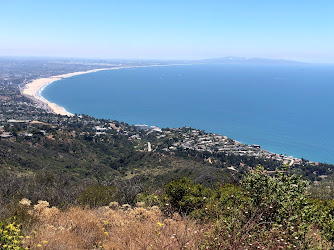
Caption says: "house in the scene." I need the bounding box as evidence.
[1,132,13,138]
[135,124,149,130]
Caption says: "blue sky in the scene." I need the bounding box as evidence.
[1,0,334,62]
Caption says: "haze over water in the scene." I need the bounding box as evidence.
[43,64,334,164]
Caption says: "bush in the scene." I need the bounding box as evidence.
[162,178,211,215]
[137,192,162,208]
[241,166,316,246]
[313,199,334,243]
[194,183,246,221]
[76,185,117,208]
[201,166,331,249]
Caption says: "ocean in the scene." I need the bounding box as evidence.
[42,64,334,164]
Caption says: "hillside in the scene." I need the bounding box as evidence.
[0,59,334,248]
[2,168,334,249]
[1,113,334,249]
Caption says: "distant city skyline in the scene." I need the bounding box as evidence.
[1,0,334,63]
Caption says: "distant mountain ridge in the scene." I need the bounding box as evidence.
[197,56,306,65]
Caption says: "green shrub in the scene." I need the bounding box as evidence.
[147,167,334,248]
[137,192,162,207]
[241,166,316,246]
[162,177,211,215]
[313,199,334,243]
[194,183,246,221]
[201,166,329,249]
[76,185,117,208]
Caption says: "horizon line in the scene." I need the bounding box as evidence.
[2,54,334,64]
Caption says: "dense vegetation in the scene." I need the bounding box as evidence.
[158,168,334,248]
[0,110,333,248]
[1,167,333,249]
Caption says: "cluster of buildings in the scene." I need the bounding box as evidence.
[128,126,304,166]
[0,58,314,168]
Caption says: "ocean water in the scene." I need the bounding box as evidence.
[42,64,334,164]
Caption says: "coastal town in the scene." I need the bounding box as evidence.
[0,69,302,168]
[0,57,332,182]
[0,57,318,166]
[0,113,309,169]
[132,125,302,166]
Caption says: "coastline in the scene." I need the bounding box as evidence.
[20,64,329,163]
[22,64,192,116]
[22,68,120,116]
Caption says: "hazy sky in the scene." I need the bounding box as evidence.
[1,0,334,62]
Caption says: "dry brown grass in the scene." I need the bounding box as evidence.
[20,200,204,249]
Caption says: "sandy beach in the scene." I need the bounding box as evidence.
[22,68,120,116]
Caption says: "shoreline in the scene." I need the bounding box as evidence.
[22,64,192,116]
[21,64,325,164]
[22,67,124,116]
